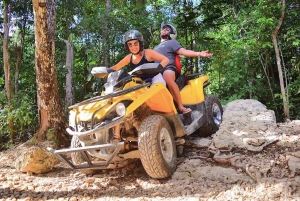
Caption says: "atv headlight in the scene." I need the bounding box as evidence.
[116,103,126,116]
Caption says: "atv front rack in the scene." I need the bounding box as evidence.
[69,82,150,109]
[47,142,124,170]
[67,116,124,136]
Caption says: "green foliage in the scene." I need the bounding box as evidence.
[0,91,10,141]
[0,77,4,86]
[11,93,38,131]
[0,91,37,143]
[46,128,58,144]
[29,137,36,144]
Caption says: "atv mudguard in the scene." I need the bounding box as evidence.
[180,74,209,105]
[126,82,177,115]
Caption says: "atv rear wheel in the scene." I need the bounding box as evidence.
[138,115,177,179]
[198,94,223,136]
[70,136,96,175]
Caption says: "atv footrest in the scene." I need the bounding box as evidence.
[47,142,124,170]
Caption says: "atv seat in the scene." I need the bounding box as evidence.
[176,65,194,90]
[174,54,194,90]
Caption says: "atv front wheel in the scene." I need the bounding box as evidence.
[138,115,177,179]
[70,136,96,175]
[198,94,223,136]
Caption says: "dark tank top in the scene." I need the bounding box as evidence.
[130,53,154,81]
[130,53,153,70]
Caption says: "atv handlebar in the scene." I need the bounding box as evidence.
[91,67,114,78]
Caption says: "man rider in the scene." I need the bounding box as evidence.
[154,23,213,114]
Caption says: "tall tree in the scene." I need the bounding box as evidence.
[64,40,74,110]
[32,0,69,145]
[272,0,289,119]
[102,0,112,66]
[2,0,15,140]
[12,0,32,94]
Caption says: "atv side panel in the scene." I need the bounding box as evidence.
[180,74,209,105]
[126,82,177,115]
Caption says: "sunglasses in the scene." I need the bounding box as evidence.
[162,27,171,32]
[127,41,139,47]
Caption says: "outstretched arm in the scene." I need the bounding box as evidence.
[110,54,131,71]
[176,48,213,58]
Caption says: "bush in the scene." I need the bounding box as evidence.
[0,91,38,148]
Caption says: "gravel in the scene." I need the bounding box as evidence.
[0,99,300,201]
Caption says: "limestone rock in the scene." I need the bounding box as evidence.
[286,153,300,177]
[212,99,279,151]
[15,146,60,174]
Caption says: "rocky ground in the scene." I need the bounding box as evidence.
[0,99,300,201]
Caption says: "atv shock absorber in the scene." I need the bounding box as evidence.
[113,124,121,141]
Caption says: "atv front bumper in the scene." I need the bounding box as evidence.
[47,116,127,170]
[47,142,124,170]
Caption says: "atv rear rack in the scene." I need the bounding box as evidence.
[47,142,124,170]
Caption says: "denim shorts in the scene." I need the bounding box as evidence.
[162,66,177,74]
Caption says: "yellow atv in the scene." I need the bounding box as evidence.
[48,63,223,179]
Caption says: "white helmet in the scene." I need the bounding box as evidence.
[160,22,177,40]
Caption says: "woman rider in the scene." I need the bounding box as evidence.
[110,30,169,85]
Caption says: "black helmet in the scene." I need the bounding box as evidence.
[160,22,177,40]
[123,30,144,53]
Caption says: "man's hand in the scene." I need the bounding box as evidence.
[198,50,213,57]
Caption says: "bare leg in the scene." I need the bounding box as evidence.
[163,70,191,113]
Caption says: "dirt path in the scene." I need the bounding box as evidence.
[1,99,300,201]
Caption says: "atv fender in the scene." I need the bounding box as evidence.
[126,82,177,115]
[180,75,209,105]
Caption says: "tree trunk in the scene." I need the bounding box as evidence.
[2,1,15,140]
[32,0,69,146]
[64,40,74,111]
[14,46,22,94]
[14,4,28,94]
[102,0,112,66]
[272,0,289,120]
